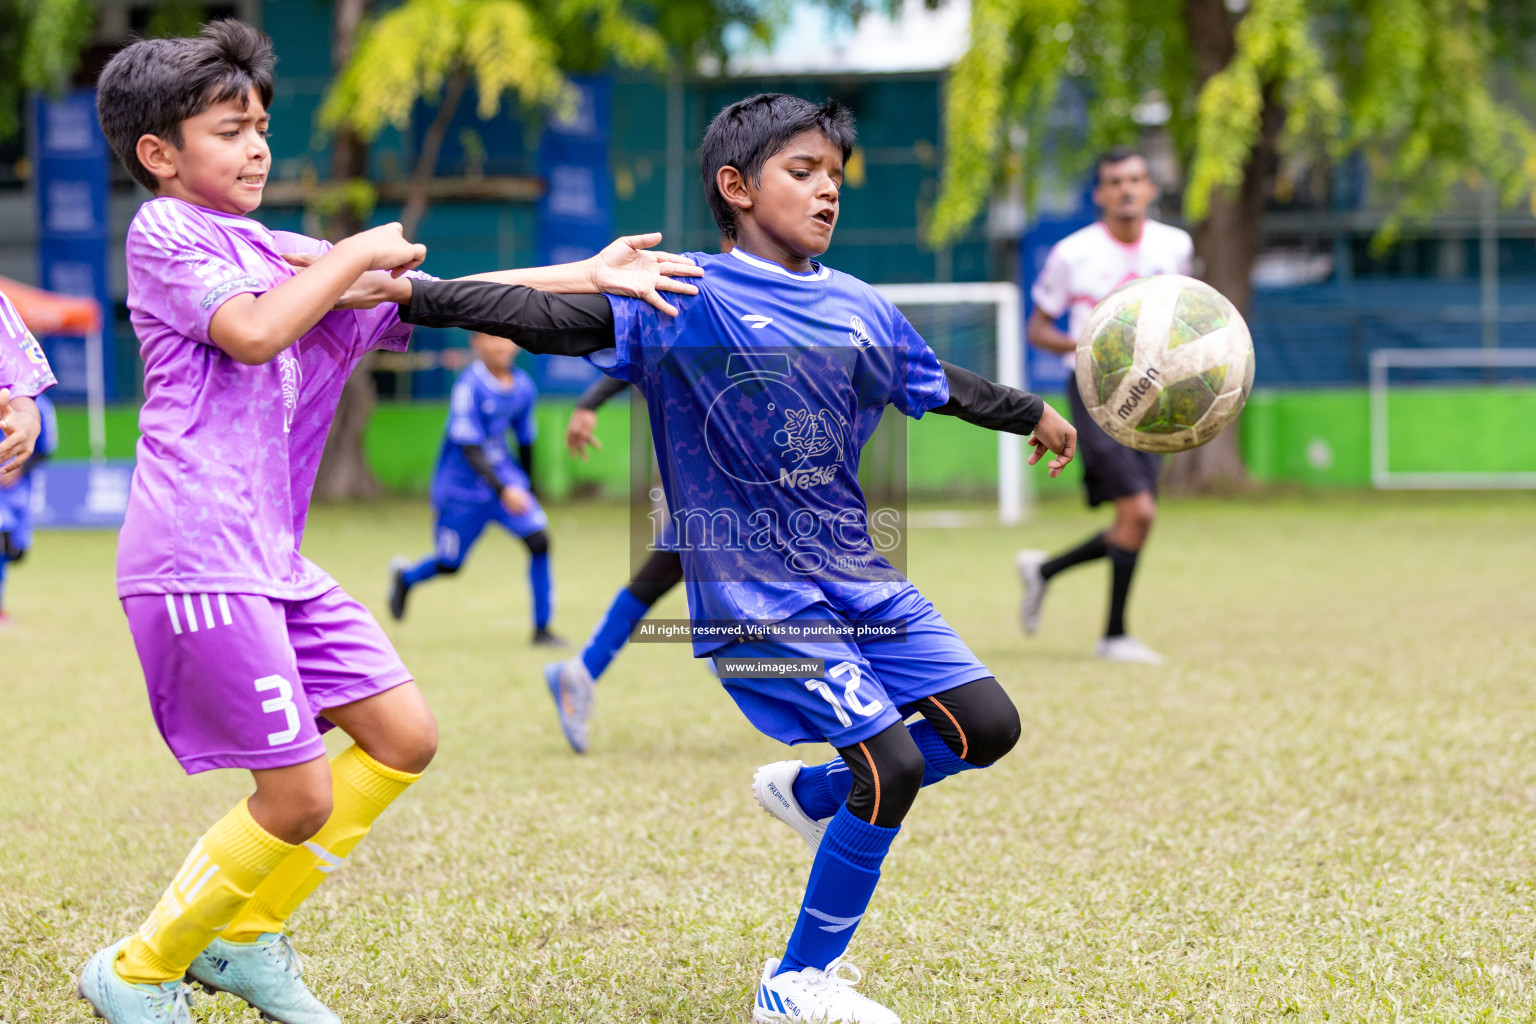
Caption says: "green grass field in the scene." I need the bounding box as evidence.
[4,492,1536,1022]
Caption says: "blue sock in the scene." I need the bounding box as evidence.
[791,759,851,821]
[579,588,649,681]
[792,720,979,820]
[0,556,7,610]
[402,556,442,587]
[529,552,553,630]
[777,806,899,975]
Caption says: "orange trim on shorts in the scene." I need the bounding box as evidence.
[857,741,880,823]
[928,695,968,761]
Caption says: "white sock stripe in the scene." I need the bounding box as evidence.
[172,845,207,890]
[303,840,345,873]
[165,594,182,634]
[201,593,215,629]
[217,593,232,626]
[826,762,850,775]
[183,862,220,900]
[183,594,199,632]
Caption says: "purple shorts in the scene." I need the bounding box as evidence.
[122,586,413,774]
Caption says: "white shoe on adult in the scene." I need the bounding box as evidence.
[1093,634,1166,665]
[1015,549,1048,635]
[753,957,900,1024]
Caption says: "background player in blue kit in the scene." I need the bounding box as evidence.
[389,331,563,646]
[0,390,56,623]
[541,375,685,753]
[367,93,1075,1024]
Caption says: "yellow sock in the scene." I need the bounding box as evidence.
[116,799,293,984]
[221,745,420,944]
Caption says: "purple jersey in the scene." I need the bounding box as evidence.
[0,290,57,398]
[117,197,416,600]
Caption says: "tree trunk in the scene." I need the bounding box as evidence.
[312,0,381,501]
[1165,0,1281,493]
[400,64,468,239]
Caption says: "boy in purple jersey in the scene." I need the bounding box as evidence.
[363,94,1077,1024]
[0,289,58,484]
[80,20,700,1024]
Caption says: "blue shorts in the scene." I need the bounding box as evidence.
[433,497,548,567]
[713,585,991,748]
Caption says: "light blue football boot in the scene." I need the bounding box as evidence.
[78,938,195,1023]
[543,657,593,754]
[188,933,340,1024]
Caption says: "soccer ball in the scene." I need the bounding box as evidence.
[1074,274,1255,453]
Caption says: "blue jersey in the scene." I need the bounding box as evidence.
[0,392,56,541]
[593,248,950,654]
[429,361,538,507]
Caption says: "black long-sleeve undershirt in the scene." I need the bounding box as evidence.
[576,374,629,411]
[401,278,1046,435]
[460,444,505,492]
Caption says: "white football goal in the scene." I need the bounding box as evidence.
[875,282,1027,524]
[1370,347,1536,489]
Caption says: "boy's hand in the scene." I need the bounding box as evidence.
[340,222,427,277]
[0,391,42,485]
[587,233,703,317]
[500,485,531,516]
[282,254,414,309]
[565,409,601,460]
[1026,404,1076,478]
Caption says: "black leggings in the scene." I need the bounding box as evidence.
[625,549,683,606]
[837,677,1020,828]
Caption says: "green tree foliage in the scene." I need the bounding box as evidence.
[0,0,95,141]
[932,0,1536,249]
[322,0,802,146]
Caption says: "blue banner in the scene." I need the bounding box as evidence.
[536,75,612,395]
[29,460,132,529]
[31,89,114,400]
[1019,208,1093,394]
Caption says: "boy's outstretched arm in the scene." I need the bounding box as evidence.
[210,223,425,365]
[305,233,701,318]
[932,361,1076,477]
[398,280,618,357]
[464,234,702,317]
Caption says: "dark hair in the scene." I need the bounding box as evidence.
[699,94,857,239]
[96,19,276,193]
[1094,147,1149,186]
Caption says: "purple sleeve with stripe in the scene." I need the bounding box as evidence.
[129,201,267,345]
[0,291,57,397]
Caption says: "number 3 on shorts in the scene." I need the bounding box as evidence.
[804,661,883,728]
[254,675,301,746]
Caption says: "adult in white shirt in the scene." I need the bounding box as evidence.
[1016,149,1192,665]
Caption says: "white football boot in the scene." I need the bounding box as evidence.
[752,761,828,853]
[1015,549,1048,635]
[543,657,594,754]
[78,938,195,1024]
[1093,634,1166,665]
[753,957,900,1024]
[188,933,340,1024]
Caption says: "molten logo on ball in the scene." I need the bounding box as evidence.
[1075,274,1255,453]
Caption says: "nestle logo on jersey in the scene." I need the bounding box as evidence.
[779,464,838,488]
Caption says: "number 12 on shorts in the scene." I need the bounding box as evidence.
[805,661,883,728]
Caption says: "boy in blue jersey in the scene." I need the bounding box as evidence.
[367,93,1075,1023]
[0,391,56,622]
[389,331,563,646]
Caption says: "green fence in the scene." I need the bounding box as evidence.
[51,387,1536,497]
